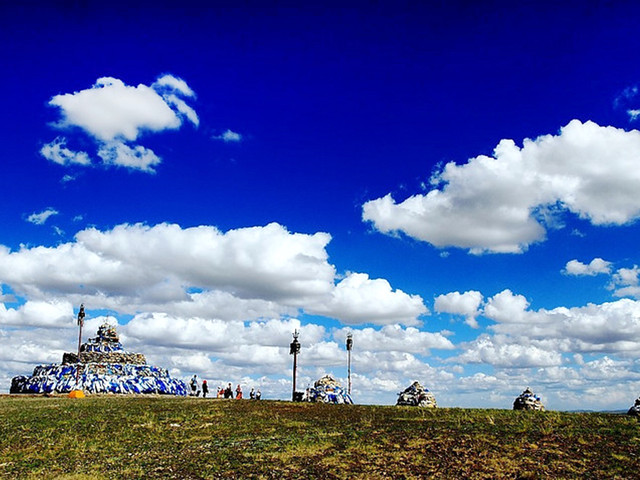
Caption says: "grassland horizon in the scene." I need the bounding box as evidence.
[1,395,638,479]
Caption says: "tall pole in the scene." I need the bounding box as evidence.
[290,330,300,401]
[346,332,353,395]
[75,304,85,385]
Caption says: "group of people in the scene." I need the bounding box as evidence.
[189,375,261,400]
[216,382,261,400]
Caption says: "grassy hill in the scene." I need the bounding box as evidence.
[0,395,638,479]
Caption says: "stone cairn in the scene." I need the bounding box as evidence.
[306,374,353,404]
[513,387,545,411]
[627,396,640,416]
[10,322,187,396]
[396,381,437,408]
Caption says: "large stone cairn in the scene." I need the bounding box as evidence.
[306,374,353,404]
[627,396,640,416]
[10,322,187,396]
[513,387,545,411]
[396,381,437,408]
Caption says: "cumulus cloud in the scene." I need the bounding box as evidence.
[483,290,530,324]
[40,137,91,166]
[124,314,324,352]
[213,129,242,142]
[97,142,160,173]
[454,334,563,368]
[610,265,640,299]
[333,324,453,354]
[310,272,427,326]
[434,290,483,328]
[26,208,59,225]
[0,222,426,327]
[479,290,640,356]
[43,74,198,172]
[0,300,74,328]
[564,258,612,276]
[363,120,640,254]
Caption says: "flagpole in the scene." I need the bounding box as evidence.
[75,304,85,385]
[346,333,353,395]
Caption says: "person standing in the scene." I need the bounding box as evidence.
[256,389,261,400]
[190,375,199,396]
[202,380,209,398]
[236,384,243,399]
[249,388,255,400]
[224,383,233,399]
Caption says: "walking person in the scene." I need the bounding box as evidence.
[202,380,209,398]
[190,375,199,397]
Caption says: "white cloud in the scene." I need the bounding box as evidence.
[49,76,194,141]
[434,290,483,327]
[0,300,74,328]
[0,222,335,309]
[563,258,612,276]
[310,272,427,326]
[481,291,640,356]
[629,109,640,122]
[333,324,454,354]
[610,265,640,298]
[0,222,425,326]
[454,334,563,368]
[26,208,59,225]
[97,142,160,172]
[43,74,198,173]
[483,290,530,324]
[363,120,640,253]
[40,137,91,166]
[152,74,196,98]
[214,129,242,142]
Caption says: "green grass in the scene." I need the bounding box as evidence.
[0,395,638,479]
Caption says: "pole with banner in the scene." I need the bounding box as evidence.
[290,330,300,401]
[346,332,353,395]
[75,304,85,384]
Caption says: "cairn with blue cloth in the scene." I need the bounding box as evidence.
[396,381,437,408]
[10,322,188,396]
[513,387,545,411]
[306,374,353,404]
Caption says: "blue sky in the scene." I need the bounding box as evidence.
[2,2,640,409]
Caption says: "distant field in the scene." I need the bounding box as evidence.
[0,395,638,479]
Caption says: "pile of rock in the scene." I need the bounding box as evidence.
[627,396,640,416]
[396,381,437,408]
[306,374,353,404]
[513,387,545,411]
[10,322,187,396]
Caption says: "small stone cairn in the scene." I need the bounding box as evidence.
[513,387,545,411]
[306,374,353,404]
[10,322,187,396]
[396,381,437,408]
[627,396,640,416]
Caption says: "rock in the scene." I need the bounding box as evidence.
[396,381,437,408]
[513,387,545,411]
[306,374,353,404]
[10,321,187,396]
